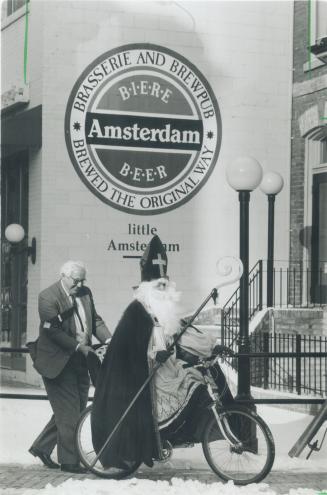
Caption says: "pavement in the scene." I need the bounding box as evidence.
[0,463,327,494]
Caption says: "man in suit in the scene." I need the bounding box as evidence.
[28,260,111,474]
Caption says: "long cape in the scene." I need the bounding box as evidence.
[91,300,158,468]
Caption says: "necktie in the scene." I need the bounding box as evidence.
[71,296,85,332]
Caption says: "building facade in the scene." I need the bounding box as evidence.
[290,0,327,305]
[1,0,295,385]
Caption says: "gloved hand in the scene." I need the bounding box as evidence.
[212,344,234,357]
[77,344,94,357]
[156,350,173,363]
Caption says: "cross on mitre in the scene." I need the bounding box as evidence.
[152,253,167,277]
[140,235,168,281]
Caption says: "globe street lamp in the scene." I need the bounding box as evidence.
[260,172,284,308]
[226,156,263,401]
[4,224,36,264]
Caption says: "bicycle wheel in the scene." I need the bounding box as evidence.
[75,405,141,479]
[202,406,275,485]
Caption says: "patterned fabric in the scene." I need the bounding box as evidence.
[148,323,211,429]
[155,355,204,428]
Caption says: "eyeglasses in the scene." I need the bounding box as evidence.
[70,276,85,287]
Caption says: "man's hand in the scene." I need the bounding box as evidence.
[77,344,94,357]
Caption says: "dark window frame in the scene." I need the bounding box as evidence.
[6,0,27,17]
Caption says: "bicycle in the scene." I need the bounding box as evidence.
[75,259,275,485]
[76,345,275,485]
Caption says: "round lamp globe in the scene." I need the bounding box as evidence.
[260,171,284,195]
[226,156,263,191]
[5,224,25,243]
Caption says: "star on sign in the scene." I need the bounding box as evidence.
[73,122,81,131]
[207,131,214,139]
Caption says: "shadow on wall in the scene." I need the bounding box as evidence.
[299,226,312,253]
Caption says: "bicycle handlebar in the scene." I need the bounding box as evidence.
[182,346,235,369]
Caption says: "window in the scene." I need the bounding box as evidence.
[302,125,327,303]
[1,152,29,370]
[2,0,29,32]
[308,0,327,66]
[310,1,327,44]
[6,0,26,17]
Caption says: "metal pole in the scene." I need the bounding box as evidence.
[236,190,252,401]
[267,194,276,307]
[288,398,327,458]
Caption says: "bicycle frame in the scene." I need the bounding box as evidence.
[201,361,243,448]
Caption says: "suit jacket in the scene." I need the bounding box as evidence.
[33,281,110,379]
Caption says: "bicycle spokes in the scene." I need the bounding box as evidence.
[202,408,275,485]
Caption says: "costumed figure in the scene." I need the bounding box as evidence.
[91,235,231,469]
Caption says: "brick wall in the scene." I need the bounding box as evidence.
[250,308,327,398]
[290,1,327,267]
[256,308,327,336]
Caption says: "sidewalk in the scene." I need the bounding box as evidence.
[0,463,326,494]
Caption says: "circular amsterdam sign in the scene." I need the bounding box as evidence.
[65,44,222,215]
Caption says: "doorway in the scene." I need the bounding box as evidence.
[311,172,327,304]
[1,151,29,370]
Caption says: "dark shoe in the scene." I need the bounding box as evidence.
[29,446,59,469]
[60,463,88,474]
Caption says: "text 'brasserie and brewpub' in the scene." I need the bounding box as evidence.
[65,45,221,214]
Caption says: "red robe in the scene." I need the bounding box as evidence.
[91,300,159,468]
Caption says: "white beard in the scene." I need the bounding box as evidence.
[134,279,182,336]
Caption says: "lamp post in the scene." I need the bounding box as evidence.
[226,156,263,401]
[4,223,36,264]
[260,172,284,307]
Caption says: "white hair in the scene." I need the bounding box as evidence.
[134,279,181,336]
[60,260,86,278]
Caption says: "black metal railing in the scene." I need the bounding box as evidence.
[221,259,263,349]
[221,260,326,348]
[270,260,326,308]
[250,332,327,396]
[221,259,327,396]
[0,346,326,404]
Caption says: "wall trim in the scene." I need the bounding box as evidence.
[293,74,327,98]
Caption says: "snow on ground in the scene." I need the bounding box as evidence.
[17,478,321,495]
[0,396,326,467]
[0,384,326,495]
